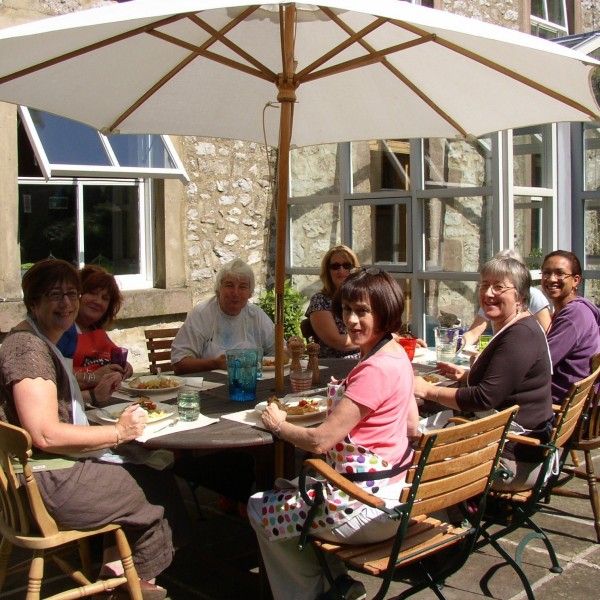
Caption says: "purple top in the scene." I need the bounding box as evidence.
[547,297,600,404]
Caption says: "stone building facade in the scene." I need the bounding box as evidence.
[1,0,599,369]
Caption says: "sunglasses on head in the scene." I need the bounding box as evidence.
[329,262,353,271]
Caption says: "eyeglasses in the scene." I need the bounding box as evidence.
[477,283,516,295]
[45,289,79,303]
[541,270,573,281]
[329,262,353,271]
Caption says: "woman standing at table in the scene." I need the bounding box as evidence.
[249,268,419,600]
[541,250,600,403]
[0,259,186,599]
[57,265,133,400]
[305,245,360,358]
[414,256,553,492]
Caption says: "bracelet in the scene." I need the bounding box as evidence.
[83,371,96,385]
[113,424,122,448]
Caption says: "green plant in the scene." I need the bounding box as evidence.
[258,279,307,340]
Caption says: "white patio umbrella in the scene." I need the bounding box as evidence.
[0,0,598,389]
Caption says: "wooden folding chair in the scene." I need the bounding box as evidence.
[144,327,179,374]
[0,420,142,599]
[297,407,517,600]
[475,356,600,600]
[548,353,600,542]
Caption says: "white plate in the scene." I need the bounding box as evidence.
[261,357,290,371]
[97,401,175,424]
[413,347,426,358]
[255,396,327,421]
[121,375,184,395]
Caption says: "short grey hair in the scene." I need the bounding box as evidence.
[215,258,255,294]
[494,248,524,264]
[480,257,531,306]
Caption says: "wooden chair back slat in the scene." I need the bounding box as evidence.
[144,328,179,374]
[411,477,490,518]
[0,422,60,539]
[554,362,600,449]
[412,444,498,483]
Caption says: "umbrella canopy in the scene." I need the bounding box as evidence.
[0,0,599,389]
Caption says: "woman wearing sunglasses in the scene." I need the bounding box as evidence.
[414,256,553,492]
[541,250,600,404]
[304,245,360,358]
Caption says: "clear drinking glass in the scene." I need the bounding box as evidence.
[177,390,200,421]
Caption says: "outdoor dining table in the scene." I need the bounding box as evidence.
[89,358,359,485]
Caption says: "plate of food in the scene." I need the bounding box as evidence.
[121,375,184,395]
[261,356,290,371]
[255,395,327,421]
[97,399,175,424]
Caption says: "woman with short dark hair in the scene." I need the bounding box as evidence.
[249,268,419,600]
[1,259,187,599]
[541,250,600,403]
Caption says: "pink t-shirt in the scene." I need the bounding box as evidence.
[343,351,414,467]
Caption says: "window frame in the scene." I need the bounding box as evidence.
[18,176,154,290]
[19,106,188,182]
[530,0,569,39]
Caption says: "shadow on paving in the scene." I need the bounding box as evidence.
[2,449,600,599]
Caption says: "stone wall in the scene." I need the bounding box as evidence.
[439,0,520,29]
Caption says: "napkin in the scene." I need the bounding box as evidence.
[184,377,204,389]
[135,414,218,442]
[418,410,453,433]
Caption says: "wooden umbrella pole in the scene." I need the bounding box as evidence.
[274,4,297,393]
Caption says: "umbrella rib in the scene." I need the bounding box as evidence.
[393,19,600,120]
[295,17,388,80]
[0,13,190,86]
[147,29,273,82]
[186,11,277,81]
[319,6,467,137]
[300,36,434,83]
[108,27,275,132]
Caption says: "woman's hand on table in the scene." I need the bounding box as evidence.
[92,371,123,406]
[436,362,466,381]
[116,404,148,442]
[413,375,432,401]
[261,402,287,435]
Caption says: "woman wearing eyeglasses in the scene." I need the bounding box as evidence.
[414,256,553,492]
[304,245,360,358]
[0,259,187,599]
[541,250,600,403]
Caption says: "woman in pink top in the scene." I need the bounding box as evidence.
[248,268,419,600]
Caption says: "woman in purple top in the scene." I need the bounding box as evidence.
[541,251,600,404]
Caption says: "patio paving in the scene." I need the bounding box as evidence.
[1,449,599,599]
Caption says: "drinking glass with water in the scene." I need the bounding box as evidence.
[177,390,200,421]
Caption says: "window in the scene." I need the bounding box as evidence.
[20,107,187,180]
[531,1,568,39]
[17,108,187,288]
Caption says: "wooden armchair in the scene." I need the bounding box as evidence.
[475,356,600,600]
[0,420,142,599]
[548,353,600,542]
[297,407,517,600]
[144,327,179,374]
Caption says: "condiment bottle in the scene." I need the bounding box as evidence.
[307,340,320,386]
[287,336,305,373]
